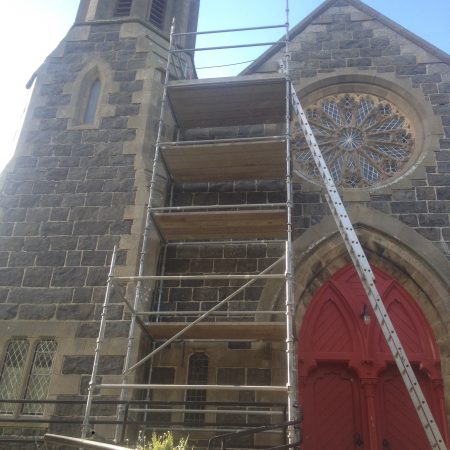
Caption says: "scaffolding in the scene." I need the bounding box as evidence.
[75,1,448,449]
[79,2,301,448]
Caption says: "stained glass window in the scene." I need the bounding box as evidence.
[293,93,414,188]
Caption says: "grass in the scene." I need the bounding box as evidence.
[136,431,191,450]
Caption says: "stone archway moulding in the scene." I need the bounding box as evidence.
[259,204,450,318]
[67,57,115,129]
[257,204,450,368]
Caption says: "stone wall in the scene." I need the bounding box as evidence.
[0,17,169,445]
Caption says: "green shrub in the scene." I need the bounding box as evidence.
[136,431,190,450]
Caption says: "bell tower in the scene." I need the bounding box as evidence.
[75,0,199,48]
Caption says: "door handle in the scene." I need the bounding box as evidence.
[354,433,364,447]
[382,438,390,448]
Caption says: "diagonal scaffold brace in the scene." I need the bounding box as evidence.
[291,83,447,450]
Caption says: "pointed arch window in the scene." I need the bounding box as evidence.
[83,78,101,124]
[114,0,133,17]
[185,352,208,425]
[149,0,166,28]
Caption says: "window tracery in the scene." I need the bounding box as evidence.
[293,93,414,188]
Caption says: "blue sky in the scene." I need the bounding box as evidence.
[195,0,450,77]
[0,0,449,171]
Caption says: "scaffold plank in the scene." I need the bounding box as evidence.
[161,139,285,181]
[166,74,286,128]
[152,210,286,241]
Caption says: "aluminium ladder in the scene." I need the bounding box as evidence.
[290,82,447,450]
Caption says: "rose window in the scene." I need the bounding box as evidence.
[293,93,414,188]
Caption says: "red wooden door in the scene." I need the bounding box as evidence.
[301,364,363,450]
[298,264,449,450]
[376,366,438,450]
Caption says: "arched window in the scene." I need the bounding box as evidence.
[185,352,208,425]
[83,78,101,124]
[149,0,166,28]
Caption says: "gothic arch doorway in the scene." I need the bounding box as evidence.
[298,264,449,450]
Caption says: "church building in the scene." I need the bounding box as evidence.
[0,0,449,449]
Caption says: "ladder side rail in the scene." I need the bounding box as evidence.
[291,87,447,450]
[113,19,177,444]
[81,246,118,439]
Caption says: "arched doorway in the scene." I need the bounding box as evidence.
[298,264,449,450]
